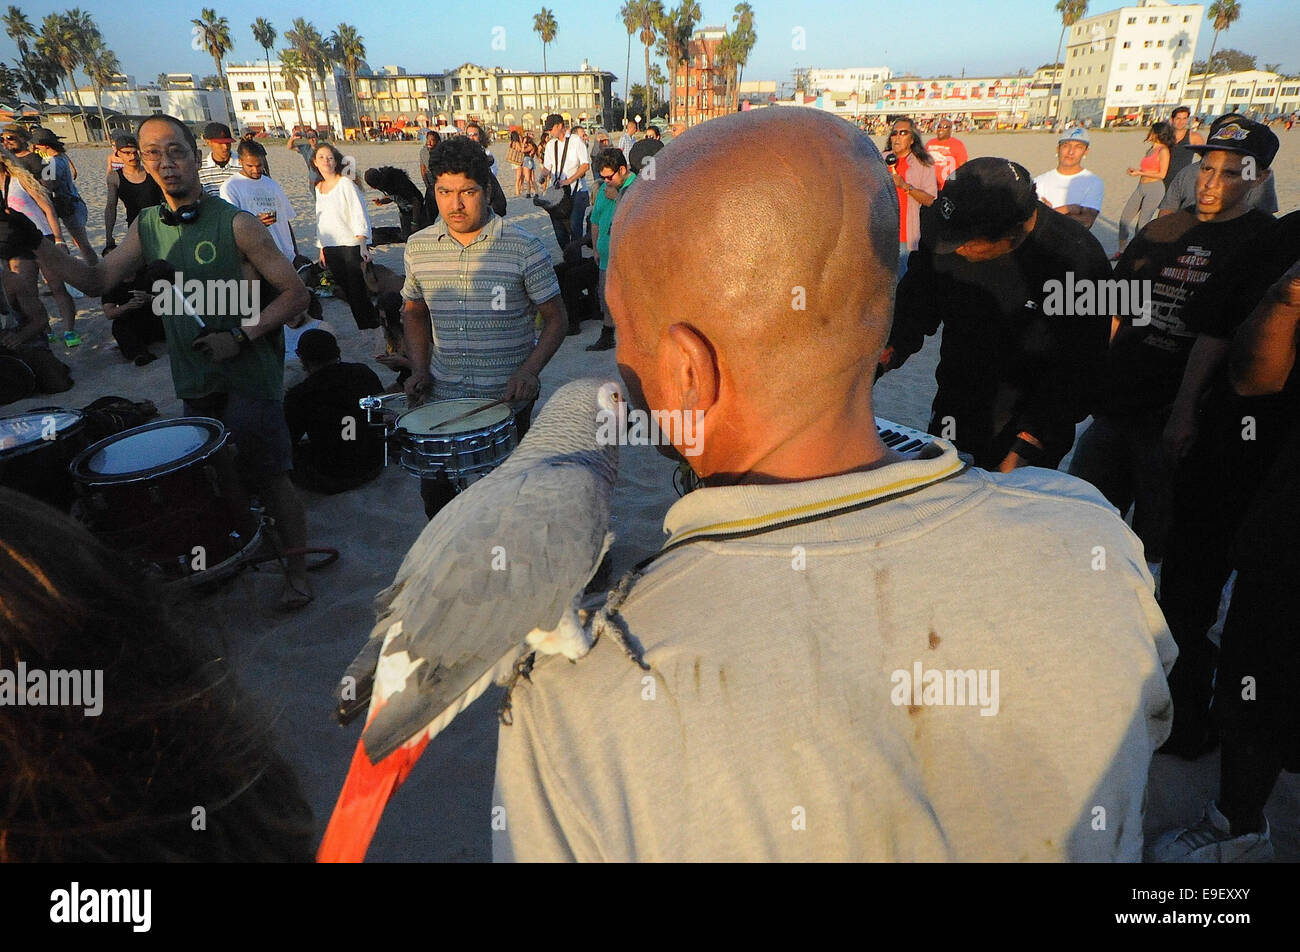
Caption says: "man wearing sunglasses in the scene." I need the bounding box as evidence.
[585,148,636,352]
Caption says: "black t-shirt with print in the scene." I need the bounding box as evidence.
[1097,208,1274,416]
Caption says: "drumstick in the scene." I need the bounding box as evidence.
[172,283,206,329]
[434,397,511,430]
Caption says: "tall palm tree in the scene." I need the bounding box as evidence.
[620,2,636,124]
[632,1,662,127]
[732,2,756,91]
[156,72,169,89]
[654,8,682,126]
[649,61,666,114]
[3,6,33,58]
[38,13,87,129]
[285,19,323,133]
[532,8,557,112]
[716,32,739,116]
[192,8,234,128]
[83,34,119,141]
[310,31,336,136]
[329,23,365,134]
[676,1,701,126]
[1196,0,1242,116]
[1050,0,1089,124]
[251,18,282,131]
[279,48,309,136]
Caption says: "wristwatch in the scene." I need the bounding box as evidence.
[228,326,251,349]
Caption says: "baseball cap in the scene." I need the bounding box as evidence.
[920,156,1040,255]
[1188,115,1280,170]
[1058,127,1090,146]
[202,122,234,143]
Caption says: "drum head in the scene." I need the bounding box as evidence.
[0,409,83,454]
[73,418,224,481]
[398,400,511,434]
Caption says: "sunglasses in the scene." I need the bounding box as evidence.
[599,172,616,181]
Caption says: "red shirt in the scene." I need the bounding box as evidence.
[925,137,968,189]
[894,153,911,243]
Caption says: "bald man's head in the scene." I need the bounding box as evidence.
[607,108,897,418]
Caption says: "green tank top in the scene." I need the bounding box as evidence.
[137,197,284,400]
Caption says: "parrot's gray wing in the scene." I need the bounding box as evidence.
[360,454,613,763]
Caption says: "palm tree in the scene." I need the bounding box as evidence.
[329,23,365,135]
[676,2,701,126]
[251,18,282,131]
[83,34,120,141]
[3,5,33,57]
[631,1,662,127]
[732,2,756,91]
[38,13,88,129]
[2,6,52,104]
[285,19,323,133]
[620,3,637,124]
[156,72,169,89]
[192,8,234,128]
[649,61,666,114]
[716,32,740,116]
[532,8,557,112]
[310,31,336,137]
[1196,0,1242,117]
[1050,0,1089,125]
[279,48,309,135]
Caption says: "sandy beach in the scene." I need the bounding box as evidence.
[6,127,1298,861]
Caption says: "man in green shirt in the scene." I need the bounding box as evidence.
[21,114,315,609]
[586,148,636,352]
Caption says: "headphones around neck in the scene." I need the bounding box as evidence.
[159,197,203,226]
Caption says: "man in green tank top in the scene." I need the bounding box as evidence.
[29,114,315,609]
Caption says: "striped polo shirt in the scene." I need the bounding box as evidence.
[198,153,237,197]
[401,211,560,400]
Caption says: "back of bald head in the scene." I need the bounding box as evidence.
[608,108,897,407]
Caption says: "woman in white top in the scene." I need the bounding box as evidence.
[0,150,66,350]
[312,143,379,333]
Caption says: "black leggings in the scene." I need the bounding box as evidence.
[322,245,380,330]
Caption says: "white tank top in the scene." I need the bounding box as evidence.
[3,173,51,236]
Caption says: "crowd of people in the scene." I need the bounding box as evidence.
[0,99,1296,864]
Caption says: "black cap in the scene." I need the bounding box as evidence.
[1188,115,1280,170]
[921,156,1039,255]
[202,122,234,143]
[28,127,63,148]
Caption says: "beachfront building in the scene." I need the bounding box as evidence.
[1184,69,1300,119]
[41,75,230,142]
[1057,0,1204,126]
[675,26,736,126]
[225,61,352,137]
[337,61,615,135]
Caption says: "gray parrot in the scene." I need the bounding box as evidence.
[318,377,626,862]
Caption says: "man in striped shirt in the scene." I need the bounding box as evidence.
[402,136,567,518]
[198,122,237,197]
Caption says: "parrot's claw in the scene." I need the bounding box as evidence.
[498,652,537,726]
[590,569,651,671]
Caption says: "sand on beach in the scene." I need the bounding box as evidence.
[5,128,1297,861]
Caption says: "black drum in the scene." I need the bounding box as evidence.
[0,408,89,509]
[70,417,262,585]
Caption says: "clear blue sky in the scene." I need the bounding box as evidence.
[2,0,1295,90]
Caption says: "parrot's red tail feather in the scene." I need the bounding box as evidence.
[317,732,431,863]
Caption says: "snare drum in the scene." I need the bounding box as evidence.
[69,417,261,584]
[0,408,89,509]
[394,400,517,488]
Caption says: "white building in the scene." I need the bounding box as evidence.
[45,81,229,138]
[1184,69,1300,118]
[225,61,351,136]
[1058,0,1204,126]
[806,67,892,96]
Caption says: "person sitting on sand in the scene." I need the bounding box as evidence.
[491,107,1176,862]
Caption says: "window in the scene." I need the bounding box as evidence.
[1144,41,1152,48]
[1157,40,1164,47]
[1282,86,1300,96]
[1115,85,1123,92]
[1162,15,1170,23]
[1258,88,1275,96]
[1153,63,1161,70]
[278,100,293,110]
[1170,83,1179,90]
[1123,41,1131,48]
[237,81,255,91]
[1231,87,1250,97]
[1148,16,1157,23]
[146,95,161,108]
[1127,16,1136,24]
[240,99,257,111]
[1139,63,1148,71]
[1205,89,1216,99]
[1184,15,1191,22]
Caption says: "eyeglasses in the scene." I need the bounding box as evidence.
[599,173,616,181]
[141,145,194,165]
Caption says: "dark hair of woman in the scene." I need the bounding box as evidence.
[886,117,934,166]
[1149,120,1176,150]
[0,488,315,861]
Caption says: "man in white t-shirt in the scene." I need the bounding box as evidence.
[1034,127,1104,229]
[218,140,298,261]
[540,113,591,248]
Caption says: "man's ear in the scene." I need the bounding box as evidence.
[663,323,719,414]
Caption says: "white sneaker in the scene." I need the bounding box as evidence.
[1149,801,1273,863]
